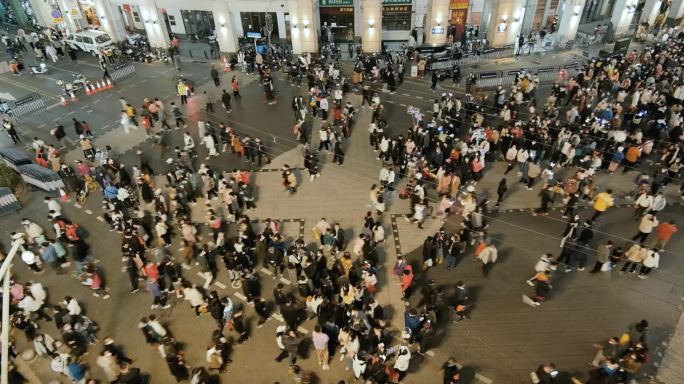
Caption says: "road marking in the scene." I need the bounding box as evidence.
[38,124,46,128]
[400,104,406,106]
[387,100,394,103]
[67,111,75,115]
[96,216,105,222]
[415,96,423,99]
[402,93,410,96]
[93,100,101,103]
[141,79,147,83]
[84,209,92,214]
[297,326,309,334]
[47,102,62,110]
[272,314,284,322]
[102,125,109,129]
[74,203,82,208]
[81,106,87,109]
[279,277,291,285]
[234,292,247,301]
[261,267,273,275]
[215,282,227,289]
[152,75,158,78]
[426,350,435,357]
[106,94,113,98]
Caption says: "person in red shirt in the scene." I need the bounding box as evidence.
[401,265,414,300]
[655,220,677,251]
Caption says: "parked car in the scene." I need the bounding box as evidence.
[65,30,115,56]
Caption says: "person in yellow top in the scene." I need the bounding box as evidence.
[177,80,188,105]
[591,189,614,222]
[125,104,139,127]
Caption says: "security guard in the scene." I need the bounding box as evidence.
[177,79,188,105]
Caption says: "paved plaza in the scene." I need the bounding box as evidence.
[1,37,684,384]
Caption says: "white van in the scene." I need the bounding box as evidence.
[65,30,115,56]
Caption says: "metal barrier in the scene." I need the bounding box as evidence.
[1,93,46,121]
[471,63,587,91]
[427,44,516,71]
[108,61,137,84]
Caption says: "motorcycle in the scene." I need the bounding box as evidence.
[57,74,92,94]
[29,62,49,75]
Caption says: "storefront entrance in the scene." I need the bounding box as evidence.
[180,10,215,39]
[319,0,354,43]
[78,0,101,28]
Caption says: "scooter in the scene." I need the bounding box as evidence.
[29,62,49,75]
[56,74,92,94]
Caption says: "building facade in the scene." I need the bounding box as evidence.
[0,0,674,54]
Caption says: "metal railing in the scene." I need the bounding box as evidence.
[427,44,516,71]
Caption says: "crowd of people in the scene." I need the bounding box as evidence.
[3,17,684,384]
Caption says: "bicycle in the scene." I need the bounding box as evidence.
[76,176,98,205]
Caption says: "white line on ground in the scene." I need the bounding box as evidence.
[37,124,46,128]
[415,96,423,99]
[84,210,92,214]
[74,203,82,208]
[196,272,205,278]
[215,282,227,289]
[96,216,105,222]
[67,111,75,115]
[399,104,406,106]
[106,94,113,98]
[102,125,109,129]
[81,106,87,109]
[297,326,309,334]
[141,79,147,83]
[272,314,284,322]
[234,292,247,301]
[47,102,62,110]
[402,93,410,96]
[261,267,273,275]
[93,100,101,103]
[152,75,158,78]
[387,100,394,103]
[426,350,435,357]
[279,277,291,285]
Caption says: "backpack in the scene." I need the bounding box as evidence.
[564,177,579,194]
[65,224,80,241]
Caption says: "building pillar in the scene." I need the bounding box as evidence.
[521,0,538,34]
[667,0,684,24]
[137,0,170,48]
[426,0,449,44]
[610,0,636,33]
[92,0,127,43]
[27,0,47,26]
[361,0,381,52]
[556,0,584,41]
[640,0,662,24]
[290,0,317,54]
[60,0,87,31]
[481,0,495,38]
[488,0,527,46]
[540,0,552,28]
[212,9,239,54]
[7,0,30,28]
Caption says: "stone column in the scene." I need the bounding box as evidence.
[521,0,538,34]
[60,0,87,31]
[667,0,684,24]
[212,6,239,54]
[361,0,381,52]
[92,0,127,43]
[137,0,170,48]
[610,0,635,34]
[488,0,527,46]
[540,0,552,28]
[556,0,584,40]
[290,0,317,54]
[640,0,662,25]
[7,0,30,28]
[426,0,449,44]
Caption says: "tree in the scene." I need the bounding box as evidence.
[0,164,20,189]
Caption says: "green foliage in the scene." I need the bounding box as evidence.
[0,164,20,189]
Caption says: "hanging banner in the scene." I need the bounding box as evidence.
[63,0,83,19]
[449,0,469,10]
[451,9,467,27]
